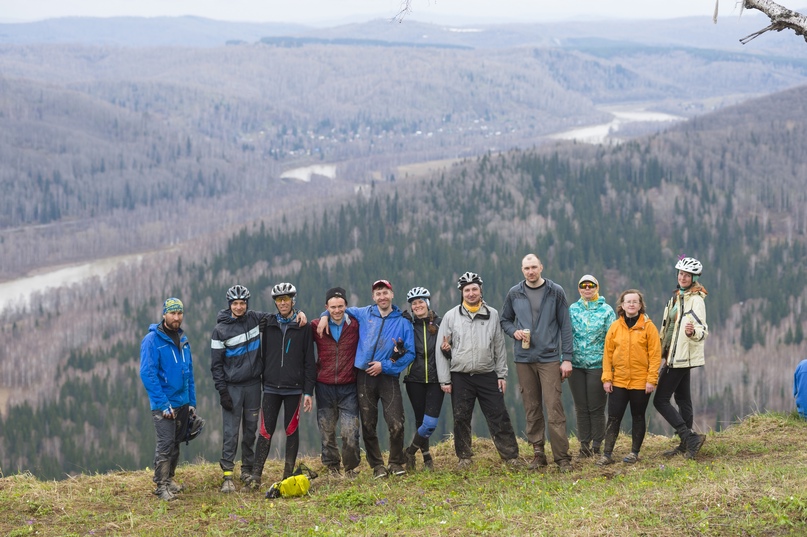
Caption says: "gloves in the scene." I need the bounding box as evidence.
[259,315,268,332]
[391,338,406,362]
[219,389,234,411]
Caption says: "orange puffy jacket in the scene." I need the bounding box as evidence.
[602,314,661,390]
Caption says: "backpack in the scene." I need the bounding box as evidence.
[266,463,318,499]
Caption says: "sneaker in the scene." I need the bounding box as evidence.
[389,463,406,476]
[327,466,343,478]
[457,458,473,470]
[685,433,706,460]
[528,451,548,469]
[505,458,526,469]
[167,480,183,494]
[239,469,252,483]
[404,450,417,473]
[663,441,686,458]
[220,478,235,494]
[156,488,176,501]
[345,468,360,479]
[622,452,639,464]
[595,454,614,466]
[373,465,388,479]
[558,460,573,473]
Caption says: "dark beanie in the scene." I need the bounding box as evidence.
[325,287,347,304]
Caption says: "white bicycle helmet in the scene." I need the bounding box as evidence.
[226,284,251,302]
[271,282,297,298]
[675,257,703,275]
[457,271,483,289]
[407,287,431,303]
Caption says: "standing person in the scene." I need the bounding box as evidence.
[310,287,362,478]
[596,289,661,466]
[795,359,807,419]
[568,275,616,458]
[436,272,521,469]
[402,286,444,472]
[210,284,264,493]
[246,283,316,489]
[317,279,415,479]
[139,297,198,501]
[654,257,709,459]
[500,254,574,472]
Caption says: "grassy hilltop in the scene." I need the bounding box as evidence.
[1,413,806,536]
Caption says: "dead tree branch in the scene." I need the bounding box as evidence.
[739,0,807,43]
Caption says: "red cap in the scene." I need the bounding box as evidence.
[372,279,392,291]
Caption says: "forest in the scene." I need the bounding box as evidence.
[1,83,806,478]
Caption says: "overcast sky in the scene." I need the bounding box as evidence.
[0,0,756,26]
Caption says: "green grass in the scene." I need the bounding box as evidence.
[1,412,806,536]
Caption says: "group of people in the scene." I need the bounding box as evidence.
[138,253,711,501]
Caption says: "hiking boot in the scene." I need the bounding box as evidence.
[558,460,573,473]
[622,452,639,464]
[239,469,252,483]
[578,444,594,459]
[404,450,417,473]
[423,455,434,471]
[663,441,686,458]
[167,480,183,494]
[327,466,343,478]
[592,444,601,455]
[528,450,548,469]
[504,457,526,470]
[156,487,176,501]
[345,468,360,479]
[685,433,706,460]
[243,475,261,490]
[595,454,614,466]
[457,458,473,470]
[389,463,406,476]
[373,465,388,479]
[220,478,235,494]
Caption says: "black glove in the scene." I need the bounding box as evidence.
[259,315,268,332]
[391,338,406,362]
[219,389,234,411]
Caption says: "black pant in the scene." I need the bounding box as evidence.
[605,386,651,455]
[653,366,693,433]
[451,371,519,461]
[252,393,302,480]
[405,381,445,452]
[357,370,405,469]
[151,404,189,489]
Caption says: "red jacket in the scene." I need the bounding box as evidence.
[311,316,360,385]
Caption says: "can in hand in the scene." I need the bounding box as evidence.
[521,329,531,349]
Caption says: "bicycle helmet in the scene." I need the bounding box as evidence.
[674,257,703,275]
[271,282,297,298]
[184,412,206,445]
[407,287,431,303]
[226,284,251,302]
[457,271,483,289]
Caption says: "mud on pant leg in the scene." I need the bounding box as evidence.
[474,371,519,461]
[450,372,477,460]
[252,392,282,480]
[316,383,341,468]
[357,370,384,469]
[379,374,406,467]
[152,404,188,489]
[336,384,362,472]
[239,383,262,475]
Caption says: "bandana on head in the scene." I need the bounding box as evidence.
[163,297,184,314]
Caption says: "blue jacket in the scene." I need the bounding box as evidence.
[345,304,415,375]
[500,279,574,363]
[140,322,197,412]
[569,296,616,369]
[795,359,807,419]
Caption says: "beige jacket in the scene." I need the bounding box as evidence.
[660,284,708,368]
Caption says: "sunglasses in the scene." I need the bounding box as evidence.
[579,282,597,290]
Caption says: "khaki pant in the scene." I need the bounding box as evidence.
[516,362,570,464]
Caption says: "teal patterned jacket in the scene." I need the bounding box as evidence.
[569,296,616,369]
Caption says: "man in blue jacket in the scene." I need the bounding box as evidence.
[795,358,807,419]
[317,279,415,478]
[501,254,574,473]
[140,297,198,501]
